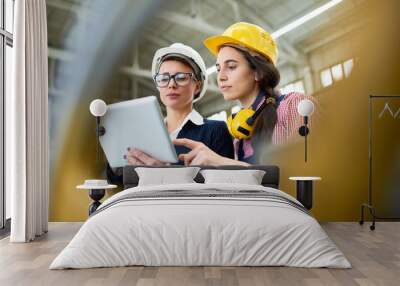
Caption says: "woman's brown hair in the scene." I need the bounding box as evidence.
[231,46,281,147]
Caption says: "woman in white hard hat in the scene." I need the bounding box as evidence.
[123,43,234,166]
[173,22,316,165]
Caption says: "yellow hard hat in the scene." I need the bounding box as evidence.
[204,22,278,65]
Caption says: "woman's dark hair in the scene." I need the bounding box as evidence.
[230,46,281,145]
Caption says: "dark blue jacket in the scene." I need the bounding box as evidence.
[174,119,234,163]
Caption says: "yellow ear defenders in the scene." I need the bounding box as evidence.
[227,97,275,139]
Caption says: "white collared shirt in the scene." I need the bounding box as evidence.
[166,109,204,140]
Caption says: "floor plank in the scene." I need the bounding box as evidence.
[0,222,399,286]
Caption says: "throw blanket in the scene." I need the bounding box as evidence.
[50,183,351,269]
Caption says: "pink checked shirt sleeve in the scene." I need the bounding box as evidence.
[272,92,315,144]
[233,92,317,160]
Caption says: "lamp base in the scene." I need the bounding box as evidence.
[298,126,309,136]
[88,189,105,215]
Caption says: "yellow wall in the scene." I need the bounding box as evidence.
[269,0,400,220]
[50,0,400,222]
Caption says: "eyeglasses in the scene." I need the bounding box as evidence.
[154,72,195,88]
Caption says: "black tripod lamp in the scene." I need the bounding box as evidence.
[297,99,315,162]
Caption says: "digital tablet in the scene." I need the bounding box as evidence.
[99,96,178,167]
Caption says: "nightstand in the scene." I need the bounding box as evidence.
[77,180,117,215]
[289,177,321,210]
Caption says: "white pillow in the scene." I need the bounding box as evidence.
[200,169,266,185]
[135,167,200,186]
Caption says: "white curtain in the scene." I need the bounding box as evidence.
[7,0,49,242]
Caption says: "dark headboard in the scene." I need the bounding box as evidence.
[123,165,280,189]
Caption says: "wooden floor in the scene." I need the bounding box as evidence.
[0,222,399,286]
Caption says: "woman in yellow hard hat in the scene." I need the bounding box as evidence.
[174,22,315,165]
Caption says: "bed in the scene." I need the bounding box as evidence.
[50,165,350,269]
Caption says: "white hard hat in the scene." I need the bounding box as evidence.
[151,43,208,103]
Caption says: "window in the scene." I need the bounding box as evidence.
[280,80,305,95]
[231,105,241,114]
[207,110,227,122]
[320,69,333,87]
[293,81,305,94]
[320,58,354,88]
[5,0,13,33]
[331,64,343,81]
[1,0,14,232]
[343,59,354,78]
[5,44,11,220]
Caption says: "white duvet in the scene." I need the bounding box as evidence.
[50,183,351,269]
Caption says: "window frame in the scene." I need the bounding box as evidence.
[1,0,14,233]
